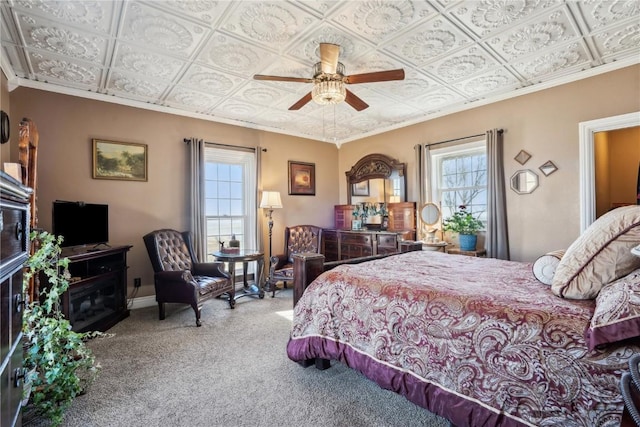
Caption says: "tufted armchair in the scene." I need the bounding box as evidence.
[143,229,235,327]
[266,225,322,297]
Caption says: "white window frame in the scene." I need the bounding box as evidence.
[429,140,487,225]
[203,146,257,265]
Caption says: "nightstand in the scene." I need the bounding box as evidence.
[446,248,487,257]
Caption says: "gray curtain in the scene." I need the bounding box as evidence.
[414,144,428,240]
[256,147,264,254]
[486,129,510,260]
[188,138,207,261]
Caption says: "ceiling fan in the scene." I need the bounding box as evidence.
[253,43,405,112]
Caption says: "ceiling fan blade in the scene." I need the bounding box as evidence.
[320,43,340,74]
[254,75,313,83]
[345,69,405,84]
[289,92,313,110]
[345,89,369,111]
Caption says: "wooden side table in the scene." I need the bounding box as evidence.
[446,247,487,257]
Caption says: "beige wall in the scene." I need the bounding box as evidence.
[6,64,640,298]
[340,64,640,261]
[8,88,338,297]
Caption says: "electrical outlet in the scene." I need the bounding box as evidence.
[134,278,141,288]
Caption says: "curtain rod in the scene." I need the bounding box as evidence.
[425,129,503,148]
[183,138,258,152]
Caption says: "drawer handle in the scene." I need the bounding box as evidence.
[15,221,23,241]
[13,367,27,388]
[14,294,26,313]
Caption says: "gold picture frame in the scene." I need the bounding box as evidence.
[288,160,315,196]
[92,139,147,181]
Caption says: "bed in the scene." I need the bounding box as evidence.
[286,206,640,427]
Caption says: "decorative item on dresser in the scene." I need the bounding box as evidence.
[0,171,32,427]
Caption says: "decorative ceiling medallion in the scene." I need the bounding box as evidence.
[503,22,567,57]
[471,0,540,30]
[30,54,99,85]
[238,3,298,43]
[354,1,415,36]
[242,87,283,105]
[128,16,194,51]
[600,23,640,54]
[108,74,164,98]
[16,0,107,31]
[463,73,513,96]
[167,88,219,110]
[590,0,640,28]
[116,50,183,80]
[401,30,457,62]
[515,46,585,78]
[437,55,487,81]
[206,43,261,72]
[185,71,235,94]
[29,26,102,61]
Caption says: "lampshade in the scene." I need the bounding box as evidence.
[260,191,282,209]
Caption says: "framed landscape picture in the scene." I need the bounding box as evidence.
[93,139,147,181]
[288,161,315,195]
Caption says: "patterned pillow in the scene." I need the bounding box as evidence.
[551,206,640,299]
[585,268,640,350]
[532,250,565,285]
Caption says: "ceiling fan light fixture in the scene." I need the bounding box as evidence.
[312,80,346,105]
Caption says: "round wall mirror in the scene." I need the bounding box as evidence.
[420,203,440,225]
[510,169,539,194]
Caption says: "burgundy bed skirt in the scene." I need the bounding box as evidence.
[287,336,526,427]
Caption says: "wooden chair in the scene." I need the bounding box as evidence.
[266,225,322,297]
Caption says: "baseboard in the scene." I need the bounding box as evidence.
[128,295,156,310]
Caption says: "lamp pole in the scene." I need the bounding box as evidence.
[266,208,274,259]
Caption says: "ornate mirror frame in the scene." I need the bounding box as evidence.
[346,153,407,205]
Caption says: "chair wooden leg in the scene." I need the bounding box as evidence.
[158,302,166,320]
[191,303,202,327]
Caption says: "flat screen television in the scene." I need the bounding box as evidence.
[52,200,109,248]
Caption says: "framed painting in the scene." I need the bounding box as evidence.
[288,161,315,196]
[351,181,369,196]
[92,139,147,181]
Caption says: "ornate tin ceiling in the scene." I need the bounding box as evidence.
[1,1,639,145]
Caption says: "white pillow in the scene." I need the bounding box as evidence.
[532,250,565,285]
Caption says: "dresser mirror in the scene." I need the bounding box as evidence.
[510,169,539,194]
[346,153,407,205]
[420,203,440,225]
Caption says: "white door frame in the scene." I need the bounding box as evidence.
[579,111,640,231]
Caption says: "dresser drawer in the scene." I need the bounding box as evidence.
[0,204,28,263]
[376,234,398,249]
[341,233,372,245]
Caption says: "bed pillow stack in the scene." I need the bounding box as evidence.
[551,205,640,299]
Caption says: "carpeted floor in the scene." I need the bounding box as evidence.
[25,288,448,427]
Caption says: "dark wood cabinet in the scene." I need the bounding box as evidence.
[321,230,411,261]
[387,202,416,237]
[0,171,31,427]
[322,229,339,262]
[334,205,354,230]
[56,245,132,332]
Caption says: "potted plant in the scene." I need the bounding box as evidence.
[442,205,483,251]
[22,230,104,426]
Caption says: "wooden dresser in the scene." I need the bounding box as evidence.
[0,171,31,427]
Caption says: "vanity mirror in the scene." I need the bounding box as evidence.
[420,202,440,225]
[419,202,446,248]
[346,153,407,205]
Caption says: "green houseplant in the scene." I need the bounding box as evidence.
[22,230,103,426]
[442,205,483,251]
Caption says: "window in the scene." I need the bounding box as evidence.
[204,146,257,262]
[430,140,487,225]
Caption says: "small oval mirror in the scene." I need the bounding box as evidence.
[510,169,539,194]
[420,203,440,225]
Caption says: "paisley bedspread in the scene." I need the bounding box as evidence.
[286,251,640,427]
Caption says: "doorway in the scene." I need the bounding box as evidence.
[579,112,640,231]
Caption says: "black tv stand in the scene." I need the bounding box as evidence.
[52,245,132,332]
